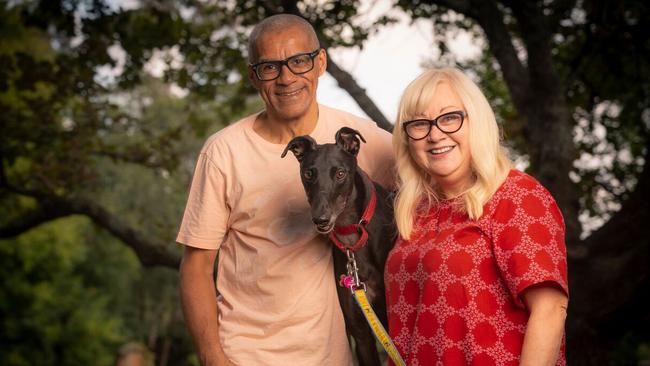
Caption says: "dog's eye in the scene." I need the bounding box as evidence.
[335,169,346,180]
[303,170,313,180]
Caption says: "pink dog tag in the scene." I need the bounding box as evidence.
[339,274,355,289]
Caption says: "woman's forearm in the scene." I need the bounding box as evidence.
[520,286,568,366]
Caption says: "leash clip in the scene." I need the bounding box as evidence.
[344,249,366,293]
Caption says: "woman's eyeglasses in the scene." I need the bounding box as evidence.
[402,111,466,140]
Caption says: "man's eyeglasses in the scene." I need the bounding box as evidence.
[250,49,321,81]
[402,111,466,140]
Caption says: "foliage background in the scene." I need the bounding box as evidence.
[1,0,648,365]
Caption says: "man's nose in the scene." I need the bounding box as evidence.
[276,64,298,84]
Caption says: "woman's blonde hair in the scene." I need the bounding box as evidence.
[393,67,511,239]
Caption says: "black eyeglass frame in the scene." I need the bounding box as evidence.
[250,49,321,81]
[402,110,466,140]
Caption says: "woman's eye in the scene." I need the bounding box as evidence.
[413,121,430,130]
[440,114,459,124]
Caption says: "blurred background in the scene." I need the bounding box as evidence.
[1,0,648,365]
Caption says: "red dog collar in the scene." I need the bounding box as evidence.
[328,186,377,253]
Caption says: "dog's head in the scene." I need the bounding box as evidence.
[281,127,366,233]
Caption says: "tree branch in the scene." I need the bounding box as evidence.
[0,193,180,269]
[432,0,530,106]
[325,57,393,131]
[0,200,74,238]
[65,197,180,268]
[501,0,560,92]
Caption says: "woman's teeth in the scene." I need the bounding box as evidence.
[429,146,454,154]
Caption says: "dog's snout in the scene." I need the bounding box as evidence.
[312,216,330,226]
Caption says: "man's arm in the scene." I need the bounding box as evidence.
[179,246,236,366]
[519,285,568,366]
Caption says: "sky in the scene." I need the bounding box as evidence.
[102,0,481,124]
[316,2,480,122]
[317,7,434,121]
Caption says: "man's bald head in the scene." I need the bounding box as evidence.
[248,14,321,63]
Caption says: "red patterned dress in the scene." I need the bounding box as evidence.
[385,169,569,366]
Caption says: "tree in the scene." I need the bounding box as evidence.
[1,0,649,364]
[0,217,125,365]
[391,1,649,363]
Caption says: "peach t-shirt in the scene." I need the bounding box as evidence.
[176,104,394,366]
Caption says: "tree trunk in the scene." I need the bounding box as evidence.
[566,147,650,364]
[412,0,649,363]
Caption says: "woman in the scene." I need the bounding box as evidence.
[385,68,569,366]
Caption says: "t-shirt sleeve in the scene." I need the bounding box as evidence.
[176,152,230,250]
[490,176,569,308]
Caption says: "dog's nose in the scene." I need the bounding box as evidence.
[312,216,330,226]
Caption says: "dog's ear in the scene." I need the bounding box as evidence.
[281,135,316,162]
[335,127,366,156]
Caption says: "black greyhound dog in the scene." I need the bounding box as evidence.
[282,127,397,366]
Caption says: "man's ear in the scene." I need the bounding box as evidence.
[335,127,366,156]
[281,135,317,162]
[317,48,327,76]
[248,66,260,90]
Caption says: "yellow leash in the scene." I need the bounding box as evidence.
[339,249,406,366]
[352,288,406,366]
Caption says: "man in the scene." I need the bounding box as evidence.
[177,14,394,366]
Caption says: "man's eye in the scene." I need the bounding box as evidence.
[260,63,278,72]
[291,56,308,65]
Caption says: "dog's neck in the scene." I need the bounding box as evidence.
[334,170,372,245]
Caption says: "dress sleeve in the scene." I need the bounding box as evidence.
[490,175,569,308]
[176,152,231,250]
